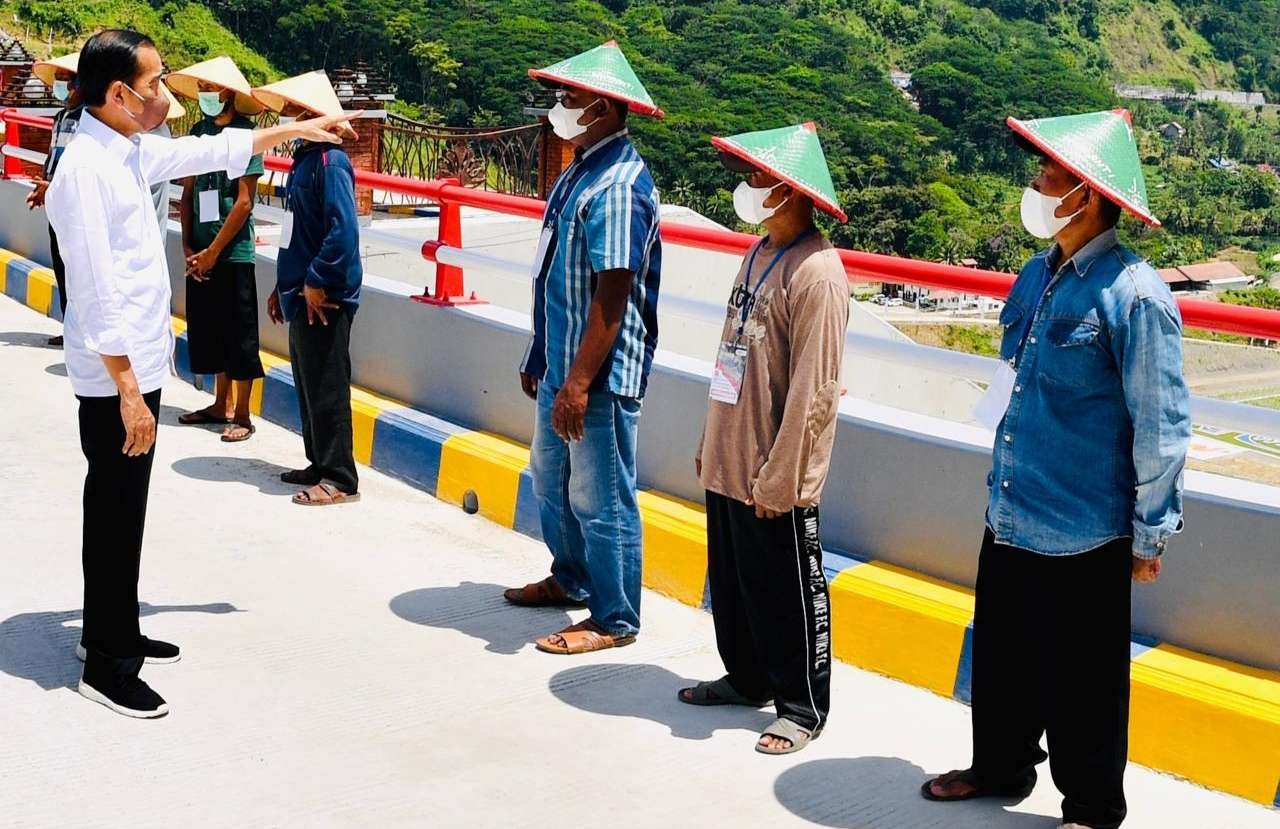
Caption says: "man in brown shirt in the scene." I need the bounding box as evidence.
[679,123,850,755]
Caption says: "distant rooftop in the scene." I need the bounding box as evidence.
[1158,260,1251,289]
[0,30,33,66]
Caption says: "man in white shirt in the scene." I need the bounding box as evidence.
[46,29,350,719]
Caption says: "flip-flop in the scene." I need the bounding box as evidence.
[292,482,361,507]
[178,409,231,425]
[221,422,256,443]
[920,768,1036,802]
[678,676,772,707]
[756,717,819,755]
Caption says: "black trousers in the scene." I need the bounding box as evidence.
[970,529,1132,829]
[705,491,831,732]
[288,308,358,494]
[78,390,162,661]
[185,261,265,381]
[49,225,67,317]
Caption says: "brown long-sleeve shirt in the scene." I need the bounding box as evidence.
[698,231,849,511]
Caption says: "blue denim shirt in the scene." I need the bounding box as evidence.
[987,228,1190,559]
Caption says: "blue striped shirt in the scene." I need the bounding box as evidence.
[521,130,662,399]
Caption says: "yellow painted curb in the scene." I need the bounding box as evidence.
[1131,644,1280,804]
[830,562,974,697]
[24,267,55,315]
[0,247,18,293]
[350,385,404,466]
[249,351,290,416]
[637,490,708,607]
[437,431,530,528]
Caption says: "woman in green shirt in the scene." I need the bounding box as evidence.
[169,57,267,442]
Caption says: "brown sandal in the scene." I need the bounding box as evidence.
[292,482,361,507]
[535,620,635,655]
[503,576,587,608]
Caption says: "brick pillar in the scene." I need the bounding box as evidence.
[343,115,383,215]
[16,111,50,178]
[538,119,575,199]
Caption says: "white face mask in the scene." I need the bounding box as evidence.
[733,180,788,225]
[1020,182,1085,239]
[198,91,226,117]
[548,99,601,141]
[52,80,70,102]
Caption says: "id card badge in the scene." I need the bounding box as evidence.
[973,362,1017,430]
[278,212,295,250]
[198,190,220,223]
[709,341,749,405]
[530,226,553,279]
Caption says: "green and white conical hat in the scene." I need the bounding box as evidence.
[529,41,663,118]
[1007,109,1159,227]
[711,122,846,222]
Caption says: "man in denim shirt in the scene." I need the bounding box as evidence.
[923,110,1190,829]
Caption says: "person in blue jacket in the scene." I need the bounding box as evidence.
[254,71,363,506]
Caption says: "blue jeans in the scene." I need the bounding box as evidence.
[531,384,643,637]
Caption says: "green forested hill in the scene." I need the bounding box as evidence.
[11,0,275,83]
[13,0,1280,274]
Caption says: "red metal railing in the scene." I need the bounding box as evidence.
[8,108,1280,338]
[1,109,56,177]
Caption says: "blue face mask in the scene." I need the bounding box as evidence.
[198,91,227,118]
[52,80,70,102]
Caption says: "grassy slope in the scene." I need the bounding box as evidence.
[4,0,276,85]
[1099,0,1236,89]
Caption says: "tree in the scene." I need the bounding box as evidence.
[411,40,462,107]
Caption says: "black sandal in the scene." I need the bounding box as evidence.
[920,768,1035,802]
[677,677,771,707]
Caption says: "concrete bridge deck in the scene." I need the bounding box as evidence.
[1,293,1276,828]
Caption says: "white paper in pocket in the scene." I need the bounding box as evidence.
[278,212,295,250]
[973,362,1017,431]
[198,190,220,223]
[530,226,553,279]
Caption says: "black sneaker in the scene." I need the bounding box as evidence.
[78,656,168,719]
[76,636,181,665]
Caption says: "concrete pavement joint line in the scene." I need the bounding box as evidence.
[3,246,1278,807]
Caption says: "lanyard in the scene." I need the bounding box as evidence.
[737,229,813,337]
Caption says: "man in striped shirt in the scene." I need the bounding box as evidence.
[504,43,663,655]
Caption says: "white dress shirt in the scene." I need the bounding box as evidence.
[148,122,174,235]
[46,110,253,397]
